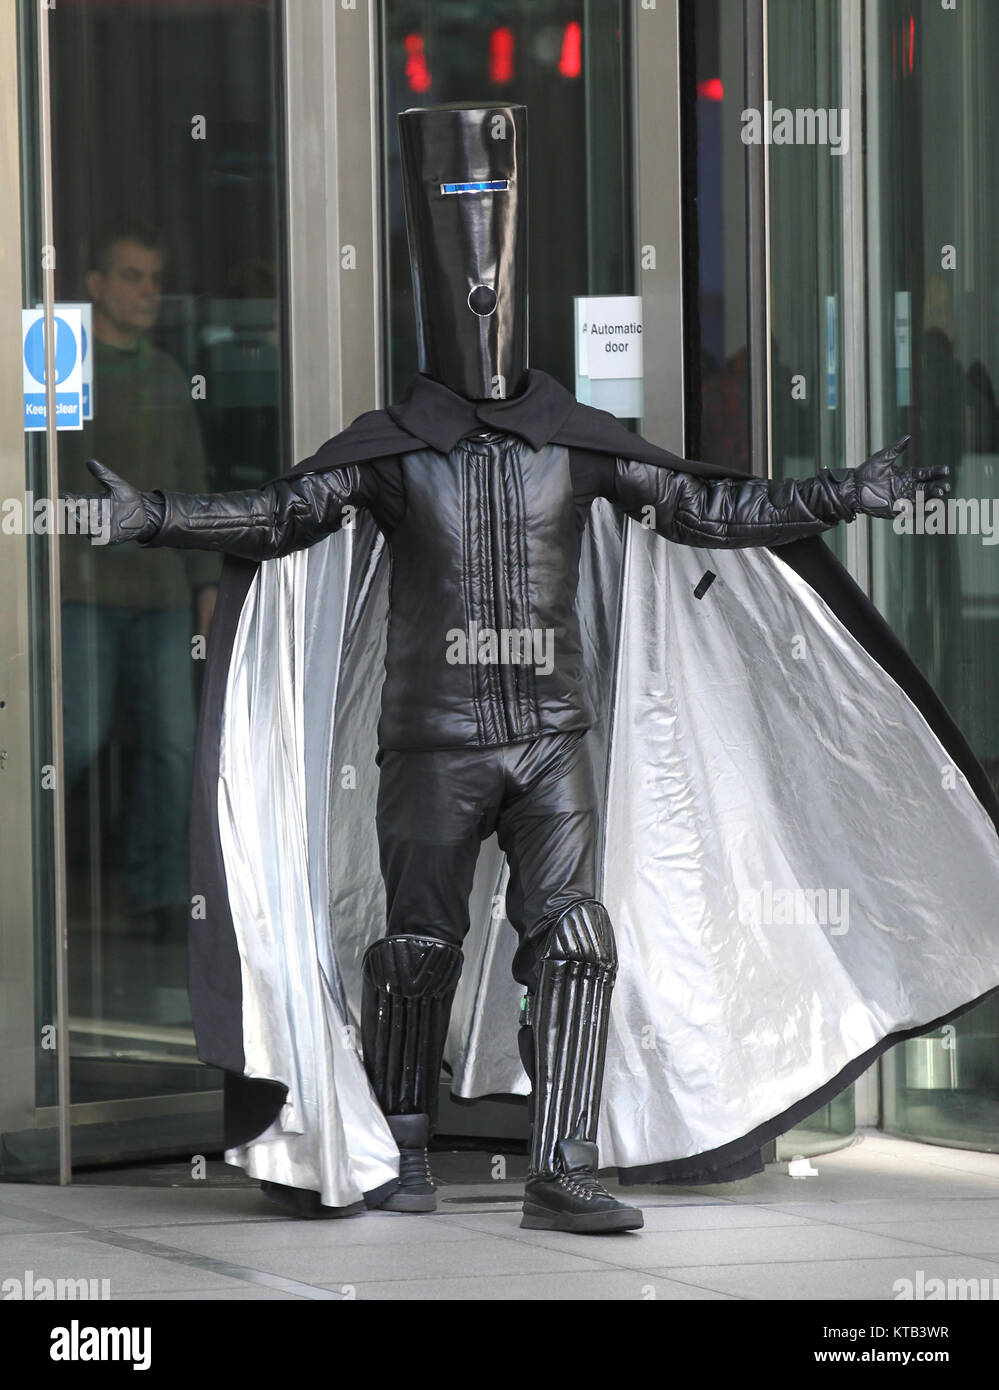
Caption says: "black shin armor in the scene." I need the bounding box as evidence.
[360,934,463,1125]
[519,900,617,1176]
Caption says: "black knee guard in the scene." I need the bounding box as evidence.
[360,934,463,1128]
[518,900,617,1177]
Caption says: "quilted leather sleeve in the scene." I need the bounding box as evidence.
[138,465,373,562]
[611,458,857,548]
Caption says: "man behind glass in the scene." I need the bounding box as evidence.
[59,219,219,942]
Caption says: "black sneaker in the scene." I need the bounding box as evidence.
[377,1113,437,1213]
[522,1139,644,1233]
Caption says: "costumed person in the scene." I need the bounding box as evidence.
[63,103,999,1237]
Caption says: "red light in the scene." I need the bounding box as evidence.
[404,33,431,93]
[909,13,914,72]
[696,78,723,101]
[559,21,581,78]
[489,27,514,84]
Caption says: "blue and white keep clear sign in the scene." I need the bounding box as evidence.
[574,295,643,418]
[60,301,94,419]
[22,305,90,431]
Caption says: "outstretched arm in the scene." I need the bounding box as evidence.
[610,436,950,548]
[62,459,373,562]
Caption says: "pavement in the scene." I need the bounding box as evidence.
[3,1129,999,1301]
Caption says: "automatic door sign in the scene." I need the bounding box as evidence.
[576,295,643,380]
[22,307,84,431]
[574,295,643,419]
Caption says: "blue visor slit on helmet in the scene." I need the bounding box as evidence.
[440,180,510,195]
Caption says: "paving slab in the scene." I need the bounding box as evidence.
[4,1132,999,1301]
[645,1254,999,1302]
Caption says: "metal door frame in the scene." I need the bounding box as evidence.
[0,0,46,1176]
[284,0,384,455]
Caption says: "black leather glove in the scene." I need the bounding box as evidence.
[60,459,164,544]
[823,435,951,520]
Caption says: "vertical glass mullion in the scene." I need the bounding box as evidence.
[745,0,770,479]
[36,0,72,1184]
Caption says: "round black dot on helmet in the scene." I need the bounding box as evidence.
[467,284,497,317]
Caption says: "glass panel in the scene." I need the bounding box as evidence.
[766,0,845,568]
[776,1088,856,1162]
[882,999,999,1150]
[46,0,285,1159]
[684,0,750,467]
[866,0,999,1148]
[379,0,632,401]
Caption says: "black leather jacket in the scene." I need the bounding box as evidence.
[141,432,857,751]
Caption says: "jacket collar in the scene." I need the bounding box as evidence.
[387,368,578,454]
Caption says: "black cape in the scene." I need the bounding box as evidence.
[186,370,999,1200]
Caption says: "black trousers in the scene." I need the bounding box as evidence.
[375,730,602,992]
